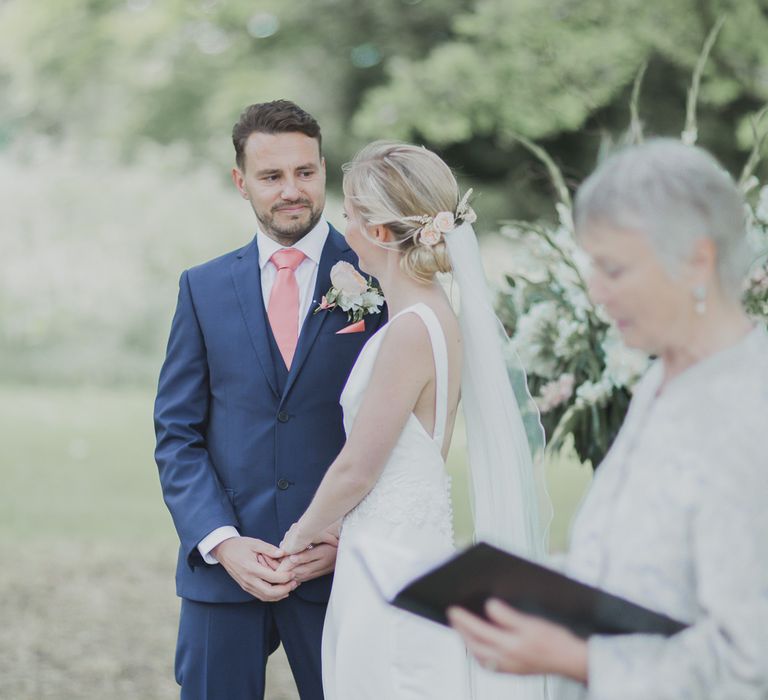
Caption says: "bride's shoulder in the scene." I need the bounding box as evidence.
[419,300,461,345]
[366,312,435,384]
[382,309,433,350]
[389,301,455,335]
[383,303,459,355]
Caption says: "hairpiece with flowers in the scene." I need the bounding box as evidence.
[402,188,477,248]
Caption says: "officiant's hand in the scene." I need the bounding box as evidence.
[448,599,588,683]
[212,536,298,602]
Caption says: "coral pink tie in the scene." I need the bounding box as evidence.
[267,248,306,369]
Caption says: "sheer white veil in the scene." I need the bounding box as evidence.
[445,221,552,700]
[445,221,550,556]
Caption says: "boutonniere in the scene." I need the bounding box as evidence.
[314,261,385,323]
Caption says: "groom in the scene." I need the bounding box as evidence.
[154,100,384,699]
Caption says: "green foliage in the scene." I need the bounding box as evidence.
[354,0,768,194]
[0,0,468,173]
[354,0,647,144]
[370,0,768,167]
[2,0,766,194]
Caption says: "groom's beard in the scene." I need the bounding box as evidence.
[256,198,324,246]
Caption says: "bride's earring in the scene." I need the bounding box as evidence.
[693,285,707,315]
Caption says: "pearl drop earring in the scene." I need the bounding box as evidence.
[693,285,707,315]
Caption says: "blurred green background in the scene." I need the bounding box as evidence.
[2,1,766,697]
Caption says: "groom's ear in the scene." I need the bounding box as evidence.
[232,167,249,199]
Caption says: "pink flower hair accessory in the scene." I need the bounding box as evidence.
[402,188,477,248]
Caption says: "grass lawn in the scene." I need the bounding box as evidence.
[0,384,590,699]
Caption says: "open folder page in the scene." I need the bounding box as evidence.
[354,540,687,639]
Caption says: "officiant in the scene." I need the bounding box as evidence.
[449,139,768,699]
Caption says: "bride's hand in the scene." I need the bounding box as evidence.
[280,521,313,555]
[317,519,342,547]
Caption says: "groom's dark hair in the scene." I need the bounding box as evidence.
[232,100,322,171]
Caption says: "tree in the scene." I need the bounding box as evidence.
[0,0,470,175]
[352,0,768,218]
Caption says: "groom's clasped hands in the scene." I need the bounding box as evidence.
[211,524,340,602]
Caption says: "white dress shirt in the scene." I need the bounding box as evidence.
[552,326,768,700]
[256,217,330,328]
[197,218,330,564]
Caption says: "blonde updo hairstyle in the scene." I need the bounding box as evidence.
[342,141,460,283]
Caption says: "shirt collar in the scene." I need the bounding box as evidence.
[256,217,330,270]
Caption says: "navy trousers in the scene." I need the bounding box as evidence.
[175,595,327,700]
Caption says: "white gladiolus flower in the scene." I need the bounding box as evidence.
[513,301,559,379]
[756,186,768,224]
[571,246,592,278]
[555,203,574,233]
[575,377,613,406]
[554,317,587,359]
[742,175,759,196]
[602,327,650,387]
[681,127,698,146]
[549,225,578,258]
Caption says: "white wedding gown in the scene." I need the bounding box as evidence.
[321,303,470,699]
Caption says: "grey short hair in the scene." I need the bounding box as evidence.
[574,138,750,300]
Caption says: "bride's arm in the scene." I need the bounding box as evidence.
[280,315,433,553]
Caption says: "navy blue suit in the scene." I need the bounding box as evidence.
[154,226,384,699]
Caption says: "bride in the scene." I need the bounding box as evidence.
[280,141,548,699]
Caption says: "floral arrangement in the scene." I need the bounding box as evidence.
[497,189,649,467]
[497,23,768,468]
[743,184,768,319]
[316,261,385,323]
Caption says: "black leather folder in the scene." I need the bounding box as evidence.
[391,542,688,639]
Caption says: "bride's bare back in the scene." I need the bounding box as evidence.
[400,296,462,460]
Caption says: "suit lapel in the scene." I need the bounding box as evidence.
[230,238,280,398]
[281,226,351,402]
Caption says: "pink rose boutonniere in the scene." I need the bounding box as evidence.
[315,261,385,324]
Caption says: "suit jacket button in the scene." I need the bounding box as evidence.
[277,411,290,423]
[277,478,290,490]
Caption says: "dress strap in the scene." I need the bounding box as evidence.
[391,303,449,446]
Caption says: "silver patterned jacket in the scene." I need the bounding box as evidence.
[554,326,768,700]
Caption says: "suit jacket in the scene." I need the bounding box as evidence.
[154,226,386,603]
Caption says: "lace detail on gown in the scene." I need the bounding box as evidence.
[344,466,455,541]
